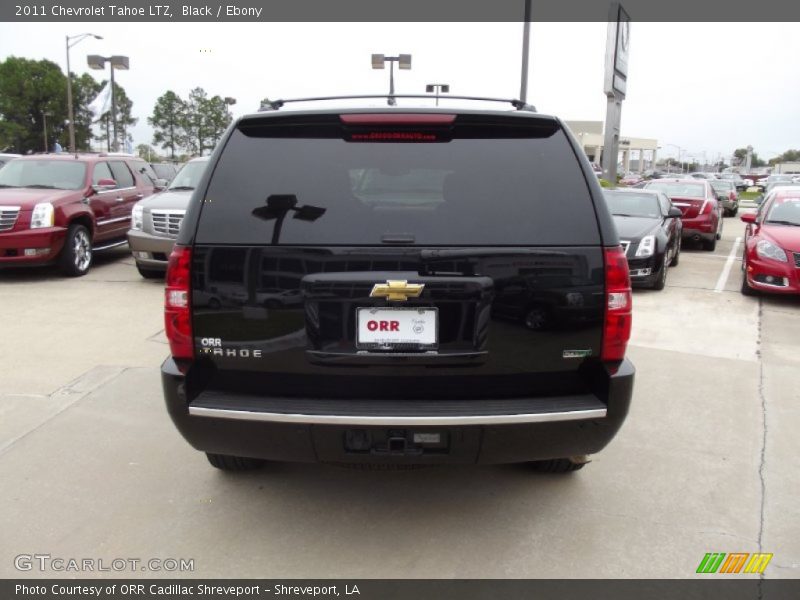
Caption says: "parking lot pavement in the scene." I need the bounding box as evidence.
[1,225,798,579]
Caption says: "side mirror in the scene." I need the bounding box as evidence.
[740,213,756,224]
[668,207,683,218]
[92,178,117,193]
[153,178,168,190]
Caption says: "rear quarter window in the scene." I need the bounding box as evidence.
[195,116,601,246]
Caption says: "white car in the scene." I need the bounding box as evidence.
[0,153,22,168]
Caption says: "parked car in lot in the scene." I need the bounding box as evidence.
[756,174,793,192]
[709,179,739,216]
[161,98,635,473]
[603,189,682,290]
[0,153,156,275]
[740,189,800,296]
[642,178,723,250]
[127,157,208,278]
[620,172,643,186]
[0,153,22,168]
[717,172,748,191]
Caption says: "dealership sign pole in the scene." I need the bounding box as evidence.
[602,2,630,183]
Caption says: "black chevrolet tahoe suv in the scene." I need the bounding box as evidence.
[161,97,635,472]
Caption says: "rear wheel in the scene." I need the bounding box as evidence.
[136,264,163,279]
[670,238,681,267]
[716,214,724,240]
[703,236,717,251]
[529,457,587,473]
[59,224,92,276]
[206,453,265,471]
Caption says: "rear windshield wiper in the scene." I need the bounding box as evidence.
[612,213,637,217]
[0,184,19,188]
[25,184,58,189]
[169,186,195,191]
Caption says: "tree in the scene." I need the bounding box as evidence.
[148,90,187,159]
[0,57,68,153]
[136,143,159,161]
[183,87,208,156]
[768,149,800,165]
[201,95,233,150]
[733,147,765,168]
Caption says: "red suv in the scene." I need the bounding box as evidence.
[0,153,156,275]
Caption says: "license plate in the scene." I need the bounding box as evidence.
[357,307,438,349]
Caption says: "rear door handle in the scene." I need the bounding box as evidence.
[115,197,124,202]
[135,193,144,199]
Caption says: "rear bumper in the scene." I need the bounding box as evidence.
[0,227,66,266]
[161,358,635,465]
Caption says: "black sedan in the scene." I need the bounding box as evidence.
[603,189,683,290]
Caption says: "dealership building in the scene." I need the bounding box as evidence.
[566,121,659,173]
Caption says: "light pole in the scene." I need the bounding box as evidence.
[664,143,683,174]
[87,54,129,151]
[425,84,449,106]
[65,33,102,153]
[520,0,531,102]
[371,54,411,106]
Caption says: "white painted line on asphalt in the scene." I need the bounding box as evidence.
[714,236,742,293]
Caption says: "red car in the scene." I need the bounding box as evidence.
[740,189,800,295]
[0,154,156,275]
[642,178,723,251]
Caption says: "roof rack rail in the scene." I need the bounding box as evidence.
[260,94,536,113]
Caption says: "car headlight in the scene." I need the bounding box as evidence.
[635,235,655,258]
[131,204,144,230]
[30,203,54,229]
[756,239,787,263]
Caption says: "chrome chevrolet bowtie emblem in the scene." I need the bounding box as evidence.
[369,280,425,302]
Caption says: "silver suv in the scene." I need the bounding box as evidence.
[127,157,209,278]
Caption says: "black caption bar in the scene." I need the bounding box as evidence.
[2,0,800,22]
[3,580,800,600]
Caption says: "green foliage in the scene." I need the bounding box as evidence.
[768,149,800,165]
[599,178,613,188]
[0,56,68,153]
[153,87,233,157]
[136,143,159,161]
[148,90,187,159]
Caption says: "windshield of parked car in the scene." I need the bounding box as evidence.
[168,161,207,190]
[603,191,662,218]
[0,159,87,190]
[765,197,800,226]
[645,181,706,198]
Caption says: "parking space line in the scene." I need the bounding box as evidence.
[714,237,742,293]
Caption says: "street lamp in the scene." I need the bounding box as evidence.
[663,143,683,174]
[425,84,449,107]
[371,53,411,106]
[65,33,102,153]
[87,54,129,151]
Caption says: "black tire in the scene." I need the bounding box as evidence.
[703,236,717,251]
[136,264,163,279]
[652,257,668,291]
[670,238,681,267]
[716,215,724,240]
[206,453,265,471]
[59,223,92,276]
[529,458,587,473]
[730,207,738,217]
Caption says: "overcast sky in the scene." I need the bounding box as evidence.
[1,21,798,163]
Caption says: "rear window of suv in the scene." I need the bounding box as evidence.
[195,114,600,246]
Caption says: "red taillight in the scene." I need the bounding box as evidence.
[700,200,713,214]
[730,191,736,201]
[602,246,632,363]
[165,245,193,361]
